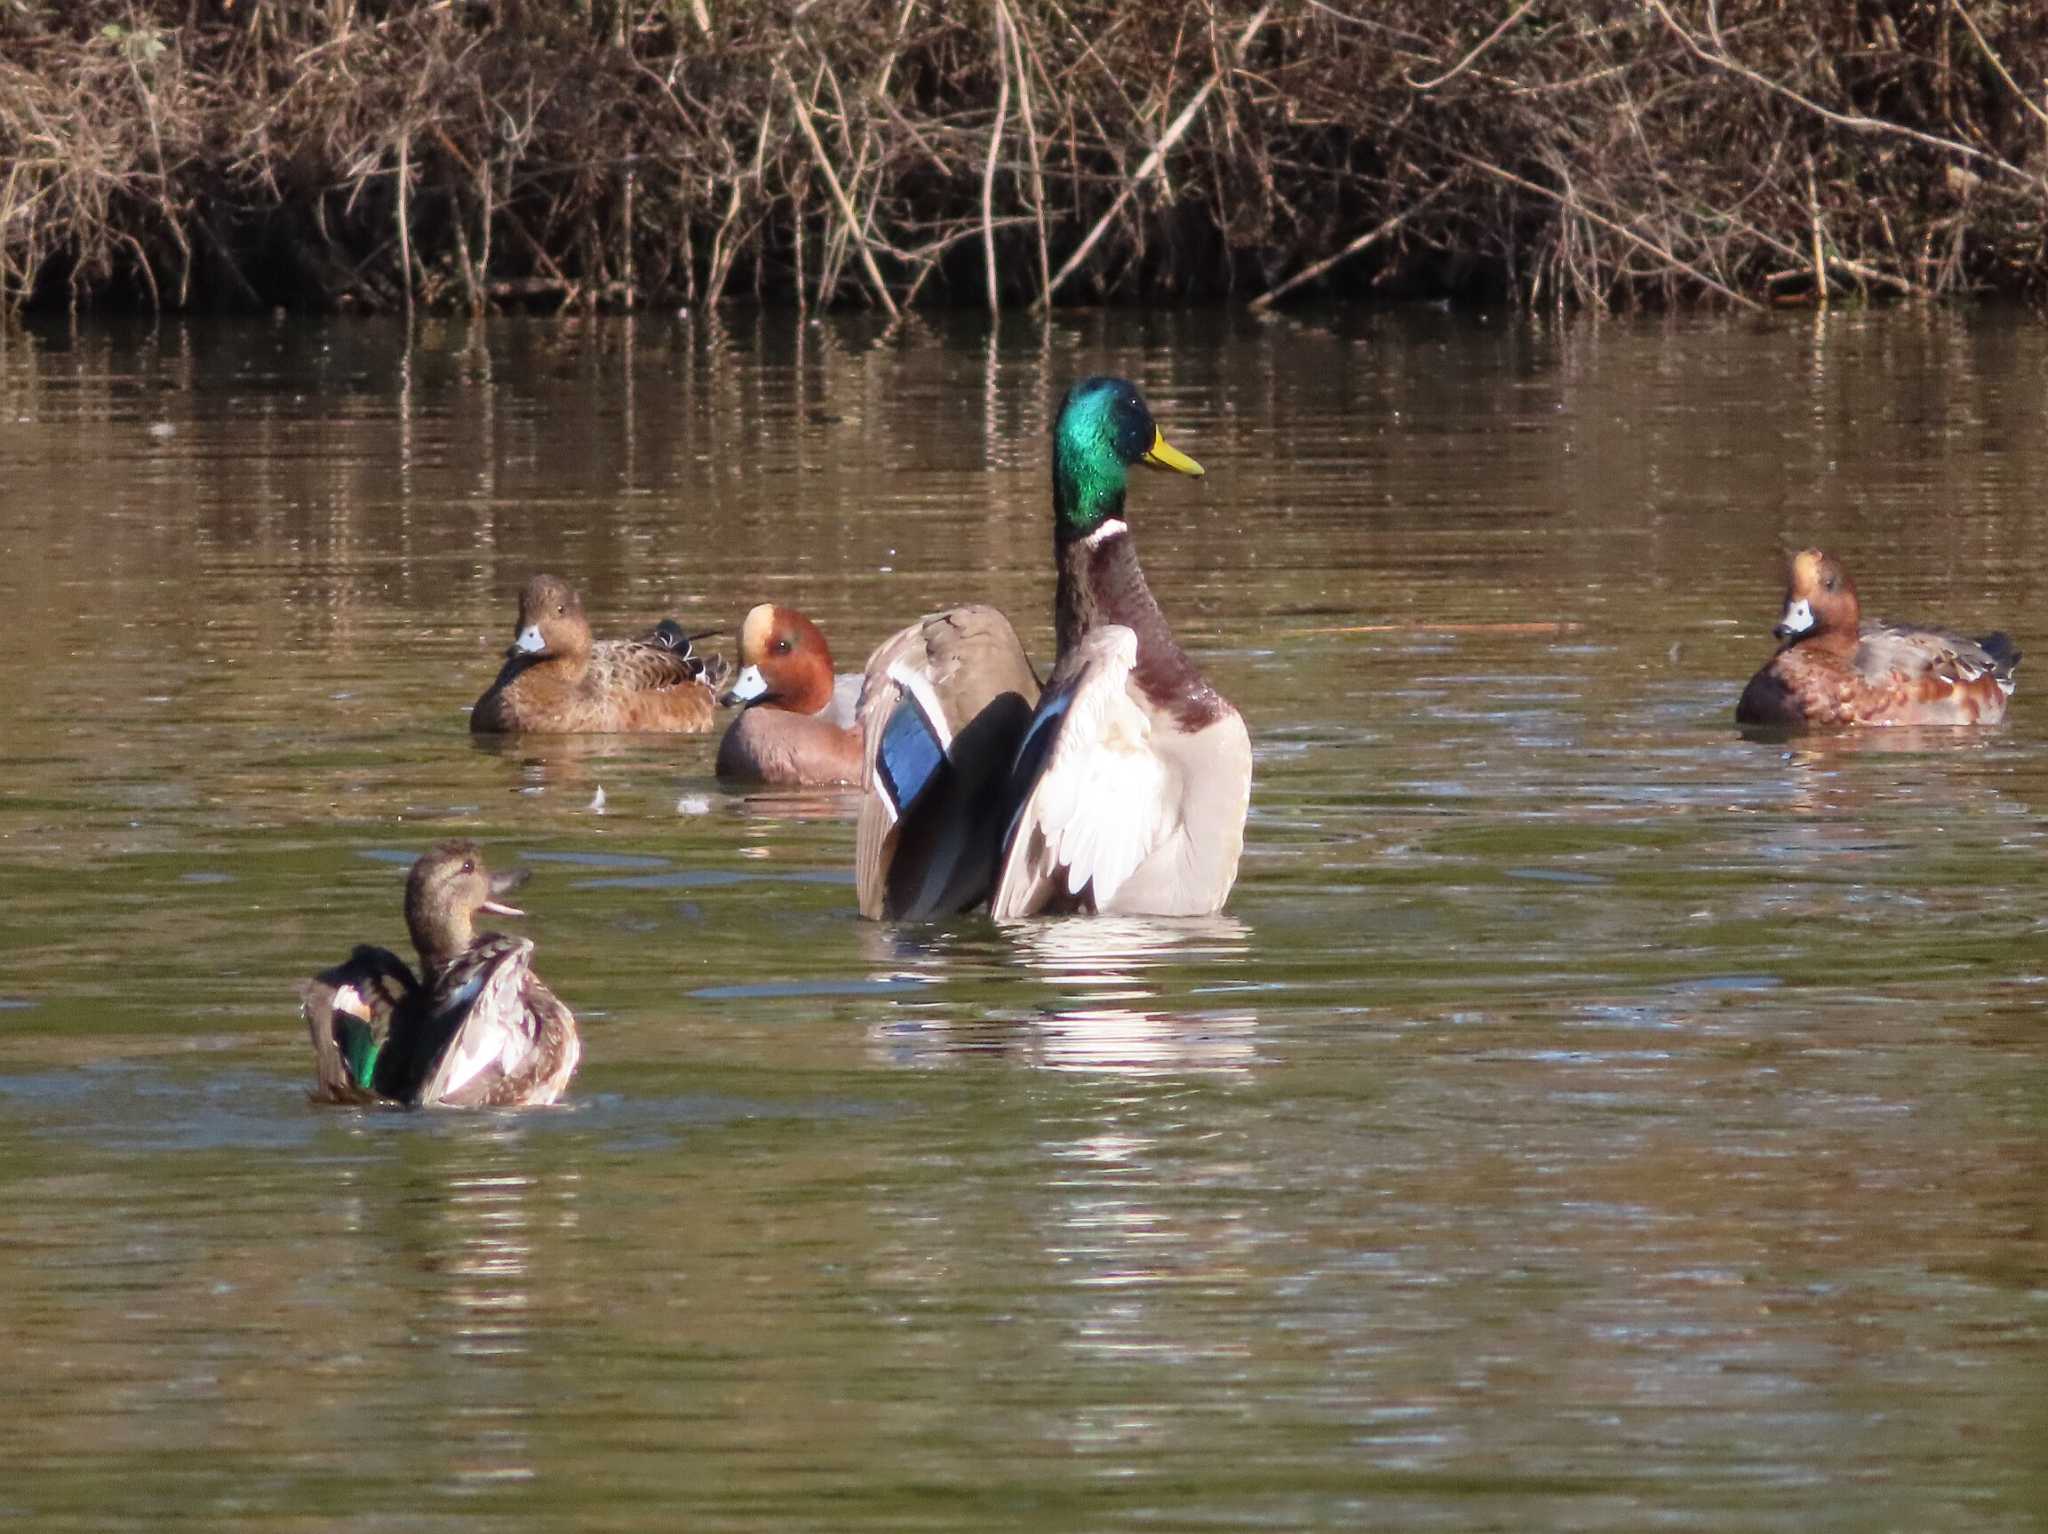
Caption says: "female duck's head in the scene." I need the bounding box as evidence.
[405,839,529,972]
[1051,377,1203,538]
[510,574,593,662]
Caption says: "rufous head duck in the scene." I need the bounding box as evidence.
[1773,549,1860,650]
[722,604,837,716]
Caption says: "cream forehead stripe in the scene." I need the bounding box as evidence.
[1790,550,1825,589]
[740,604,777,662]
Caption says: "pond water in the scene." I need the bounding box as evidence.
[1,304,2045,1531]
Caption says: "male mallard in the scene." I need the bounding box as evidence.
[300,840,581,1107]
[471,574,728,733]
[716,603,865,786]
[1735,548,2019,728]
[857,376,1251,920]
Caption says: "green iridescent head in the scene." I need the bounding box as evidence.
[1051,376,1203,539]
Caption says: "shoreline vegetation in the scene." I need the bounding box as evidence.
[4,2,2046,316]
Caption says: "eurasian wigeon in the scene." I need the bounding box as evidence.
[716,604,864,785]
[470,574,727,733]
[1735,548,2019,728]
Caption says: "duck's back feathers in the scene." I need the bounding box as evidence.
[582,638,722,727]
[1856,619,2018,693]
[856,606,1041,919]
[643,620,733,691]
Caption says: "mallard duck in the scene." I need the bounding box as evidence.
[470,574,728,733]
[716,603,865,785]
[300,840,581,1107]
[1736,548,2019,728]
[856,376,1251,920]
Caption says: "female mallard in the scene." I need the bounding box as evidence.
[470,574,728,733]
[300,840,581,1107]
[1735,548,2019,728]
[857,376,1251,920]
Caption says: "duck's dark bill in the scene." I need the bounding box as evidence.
[1142,430,1203,477]
[486,867,531,914]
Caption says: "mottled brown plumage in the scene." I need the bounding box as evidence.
[1736,548,2018,729]
[300,841,581,1109]
[471,574,724,733]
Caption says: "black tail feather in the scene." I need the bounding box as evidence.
[1978,631,2021,678]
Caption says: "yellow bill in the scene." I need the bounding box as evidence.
[1141,428,1204,477]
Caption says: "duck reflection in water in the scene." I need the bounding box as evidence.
[317,1128,568,1494]
[862,913,1258,1072]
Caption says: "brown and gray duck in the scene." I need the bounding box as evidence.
[471,574,728,734]
[300,840,580,1107]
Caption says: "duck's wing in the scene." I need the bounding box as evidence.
[388,935,548,1107]
[640,620,733,689]
[989,625,1177,921]
[693,650,733,691]
[855,605,1041,919]
[490,973,580,1107]
[1856,618,2019,691]
[589,636,716,695]
[300,944,421,1104]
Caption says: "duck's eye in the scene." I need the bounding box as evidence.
[774,638,792,654]
[556,605,565,615]
[461,860,474,874]
[1823,575,1837,591]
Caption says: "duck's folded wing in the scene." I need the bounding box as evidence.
[989,626,1175,921]
[591,637,713,695]
[406,937,542,1107]
[1857,619,2020,691]
[855,606,1040,919]
[300,944,420,1104]
[642,620,735,689]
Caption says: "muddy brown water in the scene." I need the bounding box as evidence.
[1,306,2045,1530]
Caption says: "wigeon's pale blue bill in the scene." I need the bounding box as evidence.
[1773,597,1815,641]
[721,664,769,706]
